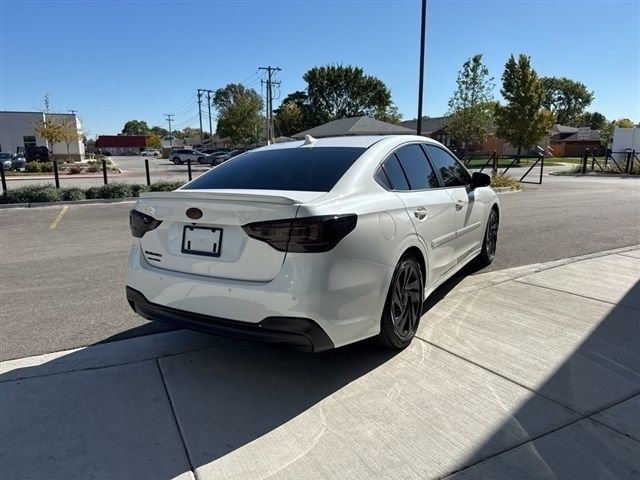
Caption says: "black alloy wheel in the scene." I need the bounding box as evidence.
[379,255,424,349]
[476,209,499,267]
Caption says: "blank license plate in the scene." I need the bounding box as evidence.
[181,226,223,257]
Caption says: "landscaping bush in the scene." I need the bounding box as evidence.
[85,183,133,199]
[24,162,42,173]
[130,184,149,197]
[68,165,83,174]
[490,172,521,190]
[60,187,86,201]
[39,162,55,173]
[86,160,101,172]
[149,180,185,192]
[1,184,61,204]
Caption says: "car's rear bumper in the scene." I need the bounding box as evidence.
[126,286,334,352]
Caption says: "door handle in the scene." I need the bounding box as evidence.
[414,206,427,220]
[455,201,465,211]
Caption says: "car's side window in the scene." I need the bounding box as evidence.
[379,155,410,191]
[394,144,439,190]
[422,145,471,187]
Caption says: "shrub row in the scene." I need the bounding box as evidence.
[0,181,186,204]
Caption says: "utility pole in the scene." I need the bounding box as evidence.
[197,89,204,148]
[259,66,282,144]
[205,90,214,149]
[416,0,427,135]
[164,114,174,146]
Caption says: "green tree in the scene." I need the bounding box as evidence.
[150,126,169,138]
[616,118,635,128]
[444,54,495,156]
[213,83,264,145]
[181,127,210,140]
[541,76,594,126]
[495,54,555,159]
[60,119,81,159]
[35,117,64,156]
[274,101,305,137]
[303,64,399,123]
[146,133,162,149]
[578,111,607,130]
[122,120,150,135]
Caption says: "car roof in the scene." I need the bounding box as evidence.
[255,134,441,151]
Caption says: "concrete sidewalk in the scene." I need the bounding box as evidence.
[1,247,639,479]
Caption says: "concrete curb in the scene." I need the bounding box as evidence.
[448,244,640,298]
[493,186,522,194]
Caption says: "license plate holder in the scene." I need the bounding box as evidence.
[181,226,223,257]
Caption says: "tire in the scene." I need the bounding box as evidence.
[379,254,424,349]
[475,208,499,267]
[197,157,204,164]
[172,157,181,165]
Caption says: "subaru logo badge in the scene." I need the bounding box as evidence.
[186,208,203,220]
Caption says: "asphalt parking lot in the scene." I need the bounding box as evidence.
[0,175,639,361]
[1,175,639,479]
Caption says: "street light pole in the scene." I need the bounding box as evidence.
[416,0,427,135]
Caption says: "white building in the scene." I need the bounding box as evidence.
[612,127,640,154]
[0,111,85,160]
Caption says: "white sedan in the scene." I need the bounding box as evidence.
[126,135,499,351]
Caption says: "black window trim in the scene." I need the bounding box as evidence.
[373,141,445,192]
[420,143,472,189]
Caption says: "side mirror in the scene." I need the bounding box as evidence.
[471,171,491,189]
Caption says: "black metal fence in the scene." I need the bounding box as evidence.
[581,149,638,174]
[0,157,201,195]
[459,151,545,184]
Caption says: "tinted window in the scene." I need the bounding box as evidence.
[394,144,439,190]
[186,147,366,192]
[423,145,471,187]
[374,167,392,189]
[381,156,410,191]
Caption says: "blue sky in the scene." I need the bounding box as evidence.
[1,0,638,137]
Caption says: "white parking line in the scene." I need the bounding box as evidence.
[49,206,69,229]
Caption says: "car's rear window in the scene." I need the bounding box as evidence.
[185,146,366,192]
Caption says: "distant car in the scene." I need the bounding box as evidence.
[170,149,205,165]
[200,149,226,155]
[199,150,230,165]
[121,151,139,156]
[0,153,12,170]
[12,154,26,170]
[26,146,52,162]
[141,150,160,157]
[213,148,250,166]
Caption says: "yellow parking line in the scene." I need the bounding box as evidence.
[49,206,69,229]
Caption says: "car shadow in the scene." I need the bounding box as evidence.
[0,325,399,480]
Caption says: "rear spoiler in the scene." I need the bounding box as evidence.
[139,190,301,205]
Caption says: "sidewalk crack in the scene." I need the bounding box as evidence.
[156,358,197,477]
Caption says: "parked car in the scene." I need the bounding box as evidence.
[199,150,230,165]
[0,153,12,170]
[126,135,499,352]
[25,146,51,162]
[201,148,230,156]
[12,154,26,170]
[170,149,205,165]
[212,148,250,166]
[141,150,160,157]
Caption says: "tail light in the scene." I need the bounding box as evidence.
[130,209,162,238]
[243,214,357,253]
